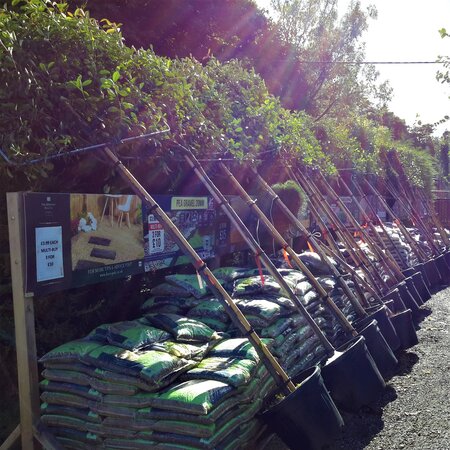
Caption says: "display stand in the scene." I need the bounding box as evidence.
[2,193,60,450]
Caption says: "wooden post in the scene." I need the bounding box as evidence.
[6,193,40,450]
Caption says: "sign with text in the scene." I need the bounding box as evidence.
[23,193,225,295]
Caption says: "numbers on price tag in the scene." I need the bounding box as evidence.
[148,214,165,254]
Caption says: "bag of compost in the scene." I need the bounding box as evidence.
[182,356,257,387]
[147,379,235,415]
[87,320,171,351]
[141,296,202,314]
[40,402,101,424]
[187,298,229,323]
[150,282,193,297]
[144,314,223,343]
[39,340,103,365]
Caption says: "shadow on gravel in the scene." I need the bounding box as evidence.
[325,384,398,450]
[395,351,419,376]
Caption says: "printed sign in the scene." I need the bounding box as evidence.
[23,193,227,295]
[143,196,218,272]
[35,226,64,282]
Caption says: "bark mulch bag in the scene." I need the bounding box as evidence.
[144,313,224,343]
[86,319,171,351]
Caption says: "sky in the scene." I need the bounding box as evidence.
[255,0,450,136]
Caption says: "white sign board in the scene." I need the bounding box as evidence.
[35,226,64,282]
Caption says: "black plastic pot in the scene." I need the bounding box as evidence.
[424,258,442,287]
[356,305,400,352]
[389,309,419,349]
[410,271,431,302]
[444,249,450,268]
[404,276,424,306]
[382,288,406,313]
[261,366,344,450]
[383,299,395,312]
[414,262,431,288]
[352,319,398,378]
[321,335,386,411]
[396,282,421,322]
[434,253,450,285]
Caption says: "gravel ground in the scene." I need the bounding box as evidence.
[265,283,450,450]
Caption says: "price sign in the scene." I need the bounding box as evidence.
[35,226,64,282]
[148,214,165,254]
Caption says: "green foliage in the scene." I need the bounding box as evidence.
[271,179,308,216]
[0,0,439,188]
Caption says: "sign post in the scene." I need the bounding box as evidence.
[6,193,40,450]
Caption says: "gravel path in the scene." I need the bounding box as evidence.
[329,285,450,450]
[266,284,450,450]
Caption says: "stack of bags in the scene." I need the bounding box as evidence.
[367,224,418,269]
[39,257,360,449]
[39,315,275,449]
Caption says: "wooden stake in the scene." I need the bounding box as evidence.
[6,193,40,450]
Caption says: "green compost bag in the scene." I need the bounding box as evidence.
[87,320,171,351]
[208,338,273,363]
[232,275,283,297]
[165,274,213,299]
[141,296,202,314]
[260,317,293,338]
[39,340,103,365]
[102,415,215,439]
[39,379,102,402]
[145,313,223,343]
[187,298,229,323]
[193,317,229,333]
[85,345,197,388]
[149,340,211,361]
[234,298,286,323]
[182,356,257,387]
[137,394,241,425]
[41,402,101,424]
[40,391,95,409]
[146,379,235,415]
[150,282,193,297]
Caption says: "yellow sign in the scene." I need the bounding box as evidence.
[171,196,208,210]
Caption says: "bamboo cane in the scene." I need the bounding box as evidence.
[349,174,409,268]
[249,166,371,315]
[177,146,338,357]
[363,177,429,262]
[415,186,450,248]
[382,178,441,255]
[220,162,366,324]
[316,171,402,284]
[102,147,296,394]
[293,167,389,294]
[335,172,406,278]
[287,167,383,298]
[387,151,450,248]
